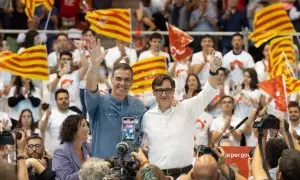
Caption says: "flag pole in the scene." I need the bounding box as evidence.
[282,74,290,122]
[282,51,297,78]
[44,9,53,32]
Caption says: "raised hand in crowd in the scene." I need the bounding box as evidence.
[208,54,222,89]
[86,39,108,92]
[16,131,30,180]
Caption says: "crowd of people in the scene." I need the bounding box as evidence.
[0,0,300,180]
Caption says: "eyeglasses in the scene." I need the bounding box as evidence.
[154,88,173,95]
[27,144,42,148]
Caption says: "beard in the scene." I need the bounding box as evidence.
[28,151,42,159]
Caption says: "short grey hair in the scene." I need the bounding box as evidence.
[79,158,111,180]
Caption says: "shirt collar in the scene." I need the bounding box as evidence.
[107,92,130,105]
[156,105,174,114]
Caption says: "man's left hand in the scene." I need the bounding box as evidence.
[209,55,222,73]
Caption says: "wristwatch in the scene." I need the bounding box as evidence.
[209,70,218,76]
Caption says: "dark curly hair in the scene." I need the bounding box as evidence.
[59,114,85,144]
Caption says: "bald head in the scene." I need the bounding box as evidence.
[192,154,219,180]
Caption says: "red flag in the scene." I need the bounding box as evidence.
[258,75,287,112]
[167,23,193,61]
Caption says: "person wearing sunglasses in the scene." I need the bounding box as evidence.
[141,55,222,179]
[25,135,55,180]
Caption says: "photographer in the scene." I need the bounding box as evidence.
[251,112,300,180]
[131,149,172,180]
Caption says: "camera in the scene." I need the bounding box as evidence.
[195,145,219,161]
[252,114,280,129]
[108,142,139,180]
[0,131,15,145]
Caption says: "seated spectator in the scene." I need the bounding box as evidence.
[182,74,202,100]
[15,109,40,137]
[52,114,90,180]
[8,76,41,127]
[79,158,111,180]
[25,135,55,180]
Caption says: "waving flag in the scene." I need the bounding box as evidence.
[167,23,193,61]
[85,9,131,42]
[0,45,49,80]
[22,0,54,19]
[269,36,295,74]
[249,3,295,47]
[130,56,166,94]
[258,75,287,112]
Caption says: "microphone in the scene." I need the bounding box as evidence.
[217,117,248,146]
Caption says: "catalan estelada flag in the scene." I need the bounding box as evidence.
[130,56,166,94]
[85,9,131,43]
[0,45,49,80]
[249,3,295,47]
[269,36,295,74]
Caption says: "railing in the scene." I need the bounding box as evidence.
[2,28,300,52]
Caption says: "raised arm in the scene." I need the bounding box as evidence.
[86,39,108,92]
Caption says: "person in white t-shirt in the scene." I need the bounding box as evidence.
[288,102,300,140]
[168,59,192,99]
[138,32,170,66]
[255,44,269,82]
[105,39,137,75]
[208,67,230,118]
[223,33,255,85]
[191,34,222,87]
[48,50,89,113]
[210,95,243,146]
[8,76,41,125]
[39,89,77,154]
[47,33,73,74]
[15,109,41,137]
[233,68,264,146]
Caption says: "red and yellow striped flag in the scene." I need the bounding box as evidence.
[130,56,167,94]
[36,0,54,11]
[0,45,49,80]
[249,3,295,47]
[269,36,295,74]
[85,9,131,43]
[268,52,300,94]
[22,0,36,19]
[21,0,54,19]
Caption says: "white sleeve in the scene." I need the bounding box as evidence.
[191,53,201,65]
[129,49,138,65]
[246,54,255,67]
[138,51,147,60]
[48,52,57,67]
[72,49,81,62]
[210,118,221,132]
[289,7,300,21]
[104,48,115,70]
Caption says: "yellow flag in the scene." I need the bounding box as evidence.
[0,45,49,80]
[130,56,167,94]
[85,9,131,42]
[249,3,295,47]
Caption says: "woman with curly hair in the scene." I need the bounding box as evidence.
[52,114,90,180]
[16,109,40,137]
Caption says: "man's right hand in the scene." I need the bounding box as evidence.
[89,39,107,67]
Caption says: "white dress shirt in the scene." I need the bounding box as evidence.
[142,82,218,169]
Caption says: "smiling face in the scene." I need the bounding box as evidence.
[153,80,175,111]
[111,69,133,100]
